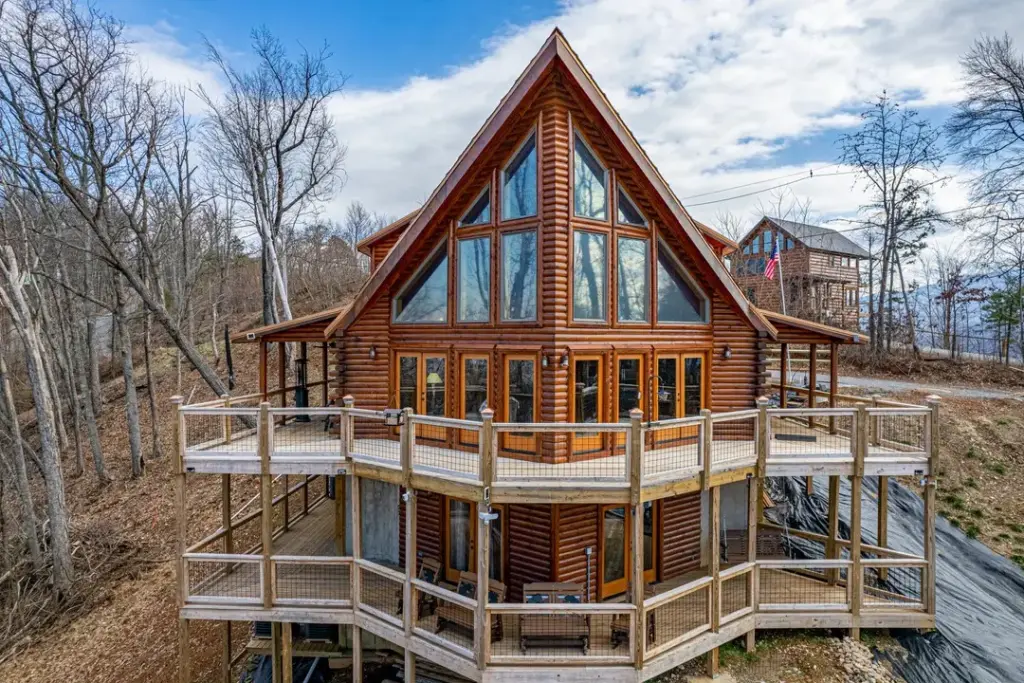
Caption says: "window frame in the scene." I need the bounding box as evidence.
[391,239,450,326]
[500,129,539,223]
[458,352,491,448]
[500,352,540,455]
[614,233,651,325]
[615,184,647,228]
[459,185,493,228]
[441,496,509,584]
[570,352,606,455]
[571,227,610,323]
[654,238,710,326]
[598,502,659,600]
[498,227,540,324]
[571,129,610,223]
[456,234,493,325]
[652,350,707,446]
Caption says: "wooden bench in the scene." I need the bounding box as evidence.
[397,557,441,617]
[520,582,589,654]
[435,571,507,642]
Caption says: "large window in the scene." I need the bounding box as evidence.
[573,230,607,321]
[457,236,490,323]
[616,186,646,227]
[502,133,537,220]
[443,497,506,583]
[657,243,707,323]
[654,353,704,446]
[397,352,447,442]
[574,133,607,220]
[503,356,536,454]
[573,356,603,454]
[461,187,491,226]
[394,242,448,324]
[617,236,649,322]
[460,354,489,447]
[501,230,537,321]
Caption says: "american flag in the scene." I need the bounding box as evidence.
[764,237,780,280]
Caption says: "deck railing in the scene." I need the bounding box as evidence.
[642,575,712,660]
[271,556,352,607]
[486,602,636,665]
[183,553,264,605]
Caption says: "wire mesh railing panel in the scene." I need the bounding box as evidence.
[273,558,351,606]
[185,555,262,604]
[306,474,328,504]
[758,562,850,609]
[410,417,481,482]
[710,414,758,468]
[230,510,264,555]
[493,425,629,483]
[644,580,711,655]
[488,607,633,662]
[416,584,477,655]
[183,409,260,456]
[642,419,703,481]
[870,410,928,455]
[269,410,340,458]
[862,562,925,609]
[720,566,754,622]
[348,411,399,466]
[768,411,855,459]
[357,561,404,625]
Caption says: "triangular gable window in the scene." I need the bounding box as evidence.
[616,186,646,227]
[574,133,607,220]
[502,133,537,220]
[394,241,448,324]
[460,187,490,226]
[657,240,707,323]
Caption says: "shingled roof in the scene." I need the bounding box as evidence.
[763,217,870,258]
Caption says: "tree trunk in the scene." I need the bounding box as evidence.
[75,321,110,484]
[115,279,144,478]
[143,309,161,460]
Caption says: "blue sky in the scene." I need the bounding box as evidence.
[105,0,1024,248]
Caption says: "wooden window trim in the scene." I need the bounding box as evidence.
[570,121,611,225]
[455,234,494,327]
[612,233,652,328]
[614,183,648,228]
[498,226,542,325]
[458,352,491,448]
[458,184,494,228]
[613,352,646,424]
[598,502,659,600]
[569,226,611,325]
[653,237,712,329]
[391,239,451,328]
[441,497,508,584]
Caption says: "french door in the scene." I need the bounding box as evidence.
[598,501,657,599]
[443,496,506,584]
[459,354,490,448]
[614,354,644,450]
[572,356,604,455]
[397,352,447,441]
[502,355,538,455]
[653,352,705,445]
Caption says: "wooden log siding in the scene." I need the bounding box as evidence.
[398,490,443,569]
[660,492,702,580]
[507,504,553,602]
[554,504,600,602]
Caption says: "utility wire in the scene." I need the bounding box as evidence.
[686,171,856,207]
[681,164,841,201]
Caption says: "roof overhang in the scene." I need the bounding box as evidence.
[232,305,350,343]
[756,308,867,345]
[355,210,419,256]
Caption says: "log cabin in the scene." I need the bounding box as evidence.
[731,217,869,331]
[173,29,940,683]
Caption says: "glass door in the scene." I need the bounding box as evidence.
[615,355,644,450]
[459,354,490,448]
[443,497,506,583]
[394,352,448,442]
[572,356,604,455]
[599,502,658,599]
[503,355,537,455]
[653,352,704,446]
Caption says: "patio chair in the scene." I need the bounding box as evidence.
[435,571,507,642]
[397,556,442,617]
[519,582,590,654]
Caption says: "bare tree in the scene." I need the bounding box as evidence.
[198,28,347,325]
[839,92,946,355]
[712,210,747,242]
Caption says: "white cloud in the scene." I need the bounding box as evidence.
[127,0,1024,251]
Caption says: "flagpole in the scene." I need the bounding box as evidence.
[774,233,794,388]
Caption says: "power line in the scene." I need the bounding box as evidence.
[680,166,839,201]
[686,171,857,207]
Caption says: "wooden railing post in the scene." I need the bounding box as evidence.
[403,487,416,639]
[746,474,758,653]
[629,408,644,668]
[342,395,355,458]
[707,482,721,677]
[172,395,190,683]
[874,394,888,582]
[807,343,817,429]
[755,397,769,520]
[259,402,274,609]
[477,408,495,671]
[924,395,940,616]
[850,402,867,639]
[400,407,414,483]
[336,396,354,557]
[701,409,713,490]
[350,470,363,683]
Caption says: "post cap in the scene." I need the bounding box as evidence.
[925,394,941,404]
[342,395,355,406]
[221,393,230,398]
[700,408,712,417]
[170,395,184,405]
[629,407,643,420]
[481,407,495,420]
[756,396,769,405]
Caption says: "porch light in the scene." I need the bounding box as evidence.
[479,506,500,524]
[723,344,732,360]
[369,345,377,360]
[560,353,569,368]
[542,355,549,368]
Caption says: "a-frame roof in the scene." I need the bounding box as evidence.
[326,29,773,338]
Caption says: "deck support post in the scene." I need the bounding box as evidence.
[282,621,293,683]
[746,475,758,651]
[708,483,721,676]
[850,403,867,640]
[807,343,817,425]
[701,408,713,490]
[925,396,940,616]
[477,409,496,671]
[277,341,287,409]
[405,650,416,683]
[271,621,282,683]
[826,476,840,584]
[403,489,417,641]
[259,342,268,400]
[351,625,363,683]
[221,621,232,683]
[350,469,363,683]
[829,343,838,434]
[172,395,189,683]
[260,402,274,609]
[755,397,768,520]
[629,408,644,668]
[779,343,789,408]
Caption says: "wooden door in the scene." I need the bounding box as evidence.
[653,352,705,445]
[614,354,644,450]
[442,497,506,583]
[502,355,538,455]
[459,354,490,448]
[395,352,448,442]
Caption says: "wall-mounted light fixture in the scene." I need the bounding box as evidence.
[560,353,569,368]
[722,344,732,360]
[369,345,377,360]
[541,355,549,368]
